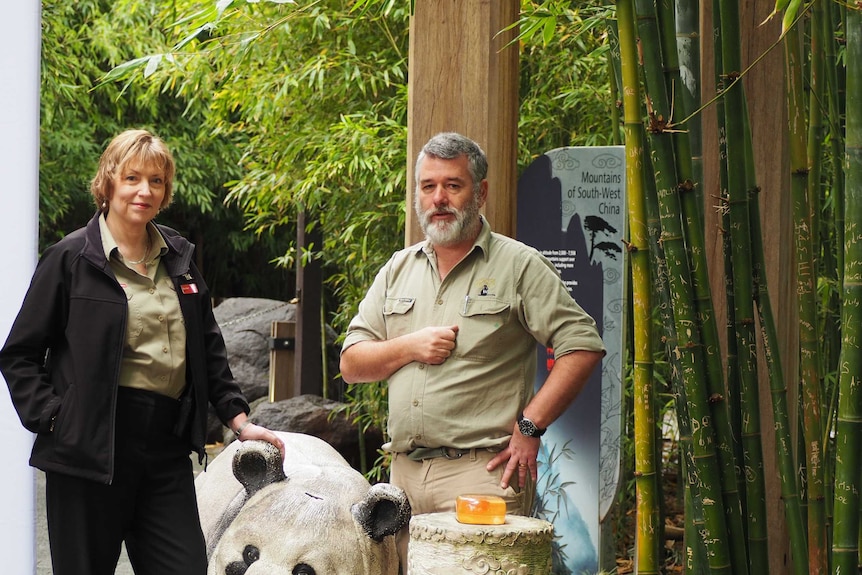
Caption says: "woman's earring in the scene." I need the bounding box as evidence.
[101,199,107,209]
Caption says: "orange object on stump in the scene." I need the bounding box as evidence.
[455,494,506,525]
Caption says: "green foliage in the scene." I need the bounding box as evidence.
[518,1,615,161]
[40,0,294,298]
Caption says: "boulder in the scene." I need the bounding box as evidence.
[213,297,296,403]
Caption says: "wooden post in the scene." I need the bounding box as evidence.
[269,320,296,402]
[405,0,520,246]
[295,210,323,396]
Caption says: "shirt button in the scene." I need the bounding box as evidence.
[149,288,155,294]
[418,364,425,370]
[162,347,169,354]
[415,434,422,440]
[413,400,419,406]
[158,315,165,322]
[436,299,443,305]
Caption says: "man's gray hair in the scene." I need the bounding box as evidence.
[415,132,488,193]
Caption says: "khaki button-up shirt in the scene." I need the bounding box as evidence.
[343,219,605,453]
[100,215,187,399]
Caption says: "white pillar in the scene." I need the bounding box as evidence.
[0,3,41,573]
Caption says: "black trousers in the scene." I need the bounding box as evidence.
[45,387,207,575]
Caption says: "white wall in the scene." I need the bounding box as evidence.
[0,2,41,573]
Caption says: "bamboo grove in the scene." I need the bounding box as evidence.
[614,0,860,574]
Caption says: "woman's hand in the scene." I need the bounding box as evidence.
[231,416,286,460]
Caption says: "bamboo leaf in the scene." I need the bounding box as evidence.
[95,55,157,87]
[759,0,791,26]
[781,0,804,35]
[143,54,163,78]
[174,24,214,51]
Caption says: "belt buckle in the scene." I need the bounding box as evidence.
[442,447,464,460]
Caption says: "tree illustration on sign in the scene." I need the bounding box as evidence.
[584,215,622,262]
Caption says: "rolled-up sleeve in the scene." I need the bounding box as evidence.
[341,258,393,352]
[518,251,606,357]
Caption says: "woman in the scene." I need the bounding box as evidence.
[0,129,285,575]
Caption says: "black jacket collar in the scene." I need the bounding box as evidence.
[81,211,194,278]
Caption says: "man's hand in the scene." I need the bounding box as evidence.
[340,324,459,383]
[410,325,459,364]
[486,428,540,489]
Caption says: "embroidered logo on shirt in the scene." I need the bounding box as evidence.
[473,278,496,296]
[181,283,199,294]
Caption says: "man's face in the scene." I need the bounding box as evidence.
[414,154,487,247]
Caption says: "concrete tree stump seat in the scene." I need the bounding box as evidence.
[408,512,554,574]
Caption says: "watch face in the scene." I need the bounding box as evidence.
[519,418,538,437]
[518,414,545,437]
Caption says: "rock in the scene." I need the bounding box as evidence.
[213,297,296,403]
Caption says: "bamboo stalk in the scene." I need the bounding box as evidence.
[715,1,774,572]
[656,3,749,574]
[633,1,734,571]
[643,114,706,575]
[743,106,810,575]
[617,2,662,572]
[831,7,862,574]
[785,9,829,573]
[674,0,703,226]
[819,0,845,550]
[820,2,844,410]
[710,1,747,526]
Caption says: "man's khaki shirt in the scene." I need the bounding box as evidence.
[343,219,605,453]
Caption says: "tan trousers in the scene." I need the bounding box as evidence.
[390,449,535,572]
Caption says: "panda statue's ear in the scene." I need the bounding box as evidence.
[232,440,287,497]
[350,483,412,542]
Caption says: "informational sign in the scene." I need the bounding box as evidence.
[517,147,626,575]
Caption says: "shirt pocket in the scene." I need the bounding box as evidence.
[383,297,416,339]
[125,291,144,341]
[164,279,185,327]
[457,298,512,361]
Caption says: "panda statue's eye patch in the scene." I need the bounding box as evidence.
[243,545,260,565]
[293,563,316,575]
[225,562,248,575]
[223,545,261,575]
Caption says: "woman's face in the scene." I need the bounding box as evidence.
[107,160,166,228]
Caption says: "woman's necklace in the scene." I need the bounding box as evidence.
[125,234,151,266]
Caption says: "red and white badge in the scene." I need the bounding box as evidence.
[181,283,199,294]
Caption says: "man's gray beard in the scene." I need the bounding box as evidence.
[417,197,481,247]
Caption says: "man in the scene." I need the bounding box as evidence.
[340,132,604,553]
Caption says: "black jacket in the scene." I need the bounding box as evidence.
[0,213,249,484]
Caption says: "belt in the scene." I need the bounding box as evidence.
[406,446,502,461]
[407,447,473,461]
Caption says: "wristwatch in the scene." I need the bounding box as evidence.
[517,413,546,438]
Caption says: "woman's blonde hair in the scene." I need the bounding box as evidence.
[90,129,175,213]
